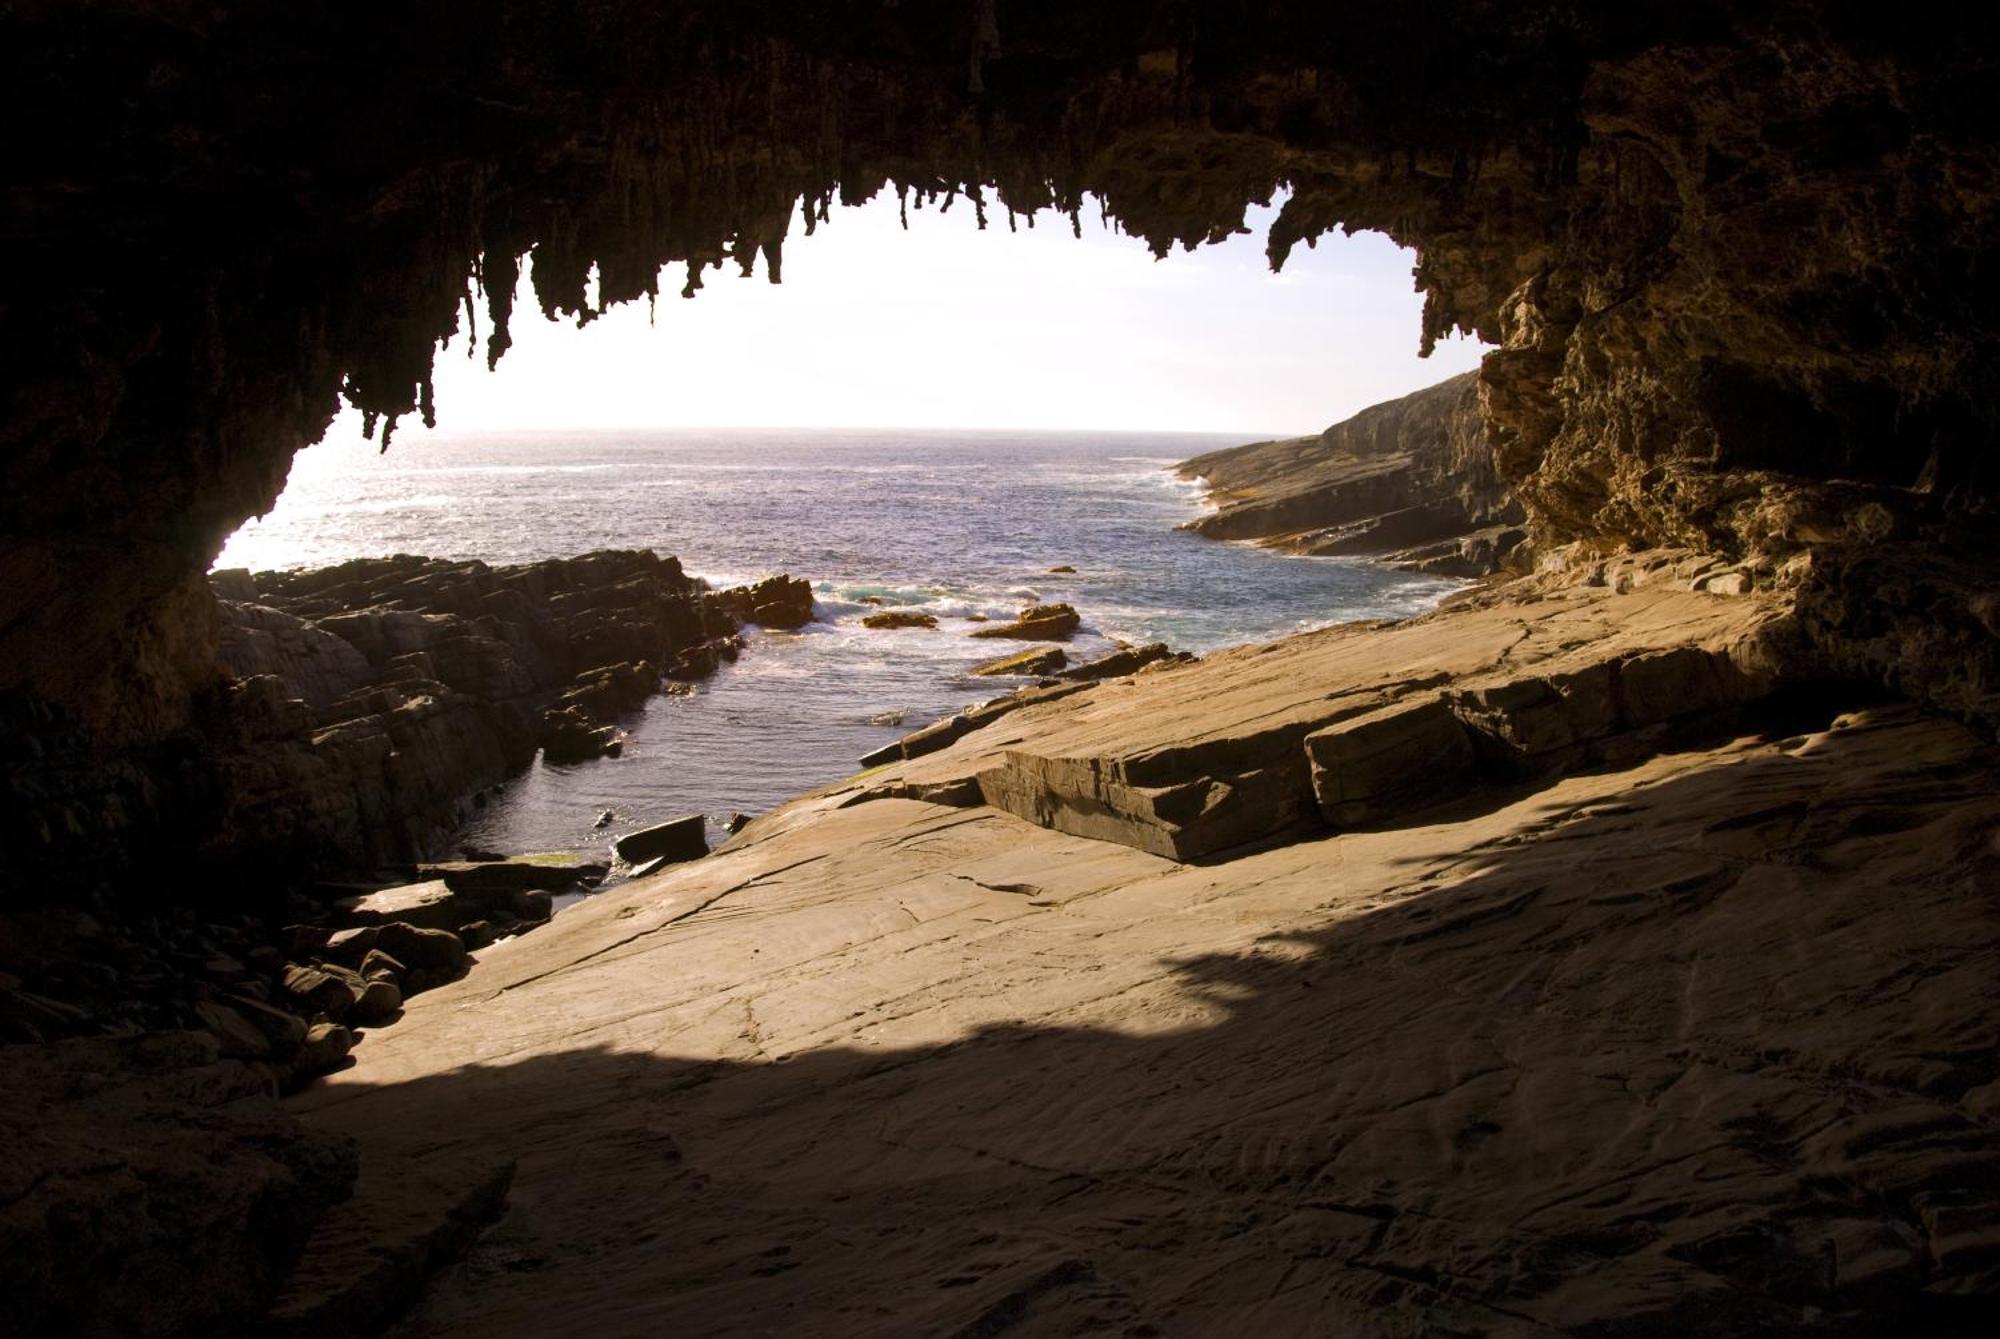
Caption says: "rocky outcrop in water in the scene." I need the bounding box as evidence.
[206,549,742,876]
[1180,372,1524,576]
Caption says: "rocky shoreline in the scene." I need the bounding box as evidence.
[270,554,1999,1335]
[205,551,812,875]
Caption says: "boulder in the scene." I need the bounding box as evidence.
[371,923,467,973]
[861,610,939,630]
[321,925,380,965]
[295,1021,353,1076]
[968,603,1081,641]
[974,646,1067,677]
[719,574,815,629]
[357,948,406,983]
[282,963,361,1021]
[613,814,709,866]
[349,977,403,1026]
[335,880,465,932]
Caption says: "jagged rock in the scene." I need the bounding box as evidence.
[973,647,1067,677]
[614,816,709,866]
[861,610,938,630]
[183,551,754,879]
[969,604,1080,642]
[718,575,815,630]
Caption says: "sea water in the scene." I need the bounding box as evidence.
[217,427,1460,860]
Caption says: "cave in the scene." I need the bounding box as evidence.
[5,3,1999,1334]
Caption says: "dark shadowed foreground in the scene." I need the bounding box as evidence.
[289,683,1999,1334]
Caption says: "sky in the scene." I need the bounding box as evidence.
[354,194,1487,441]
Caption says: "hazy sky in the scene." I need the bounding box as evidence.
[362,195,1486,440]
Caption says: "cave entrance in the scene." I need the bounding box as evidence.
[213,192,1487,868]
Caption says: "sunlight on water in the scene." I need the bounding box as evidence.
[218,427,1460,859]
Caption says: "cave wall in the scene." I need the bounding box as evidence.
[4,1,1998,886]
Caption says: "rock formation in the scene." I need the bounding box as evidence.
[1181,371,1527,575]
[968,602,1082,641]
[860,610,939,630]
[716,575,817,631]
[203,549,743,877]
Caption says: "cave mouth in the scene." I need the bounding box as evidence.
[8,7,2000,1333]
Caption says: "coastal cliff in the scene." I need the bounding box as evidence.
[1179,371,1525,575]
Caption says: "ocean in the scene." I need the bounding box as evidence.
[216,427,1460,862]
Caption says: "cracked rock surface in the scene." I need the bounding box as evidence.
[291,582,2000,1333]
